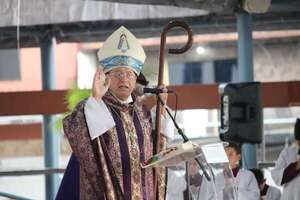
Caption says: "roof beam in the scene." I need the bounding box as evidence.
[1,81,300,116]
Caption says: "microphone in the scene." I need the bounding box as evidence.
[135,85,173,95]
[143,87,173,94]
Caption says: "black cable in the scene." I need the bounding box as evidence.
[173,91,178,121]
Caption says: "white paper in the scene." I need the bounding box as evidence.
[201,143,229,164]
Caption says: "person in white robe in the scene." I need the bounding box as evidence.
[271,118,300,200]
[250,168,281,200]
[199,142,260,200]
[166,160,203,200]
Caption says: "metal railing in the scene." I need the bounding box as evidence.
[0,168,65,200]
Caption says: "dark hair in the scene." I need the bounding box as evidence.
[250,168,264,185]
[226,142,242,155]
[136,72,149,86]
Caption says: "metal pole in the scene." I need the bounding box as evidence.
[236,11,257,169]
[41,35,60,200]
[185,162,191,200]
[262,128,266,162]
[0,192,32,200]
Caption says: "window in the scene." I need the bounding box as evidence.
[0,49,20,80]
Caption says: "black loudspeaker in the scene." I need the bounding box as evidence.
[219,82,262,143]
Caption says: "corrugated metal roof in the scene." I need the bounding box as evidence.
[0,0,299,48]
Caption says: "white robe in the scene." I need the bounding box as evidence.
[271,146,300,200]
[166,169,203,200]
[84,96,175,140]
[166,170,186,200]
[200,168,260,200]
[262,185,281,200]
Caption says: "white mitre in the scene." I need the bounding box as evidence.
[97,26,146,75]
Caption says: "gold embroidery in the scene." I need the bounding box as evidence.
[110,107,143,199]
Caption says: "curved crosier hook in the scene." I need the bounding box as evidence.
[155,20,193,155]
[154,20,193,199]
[162,21,193,54]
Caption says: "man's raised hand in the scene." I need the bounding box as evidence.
[92,67,110,101]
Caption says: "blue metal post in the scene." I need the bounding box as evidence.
[236,11,257,169]
[41,35,60,200]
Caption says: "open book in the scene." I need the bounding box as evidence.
[141,141,200,168]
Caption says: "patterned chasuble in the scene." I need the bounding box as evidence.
[63,92,166,200]
[101,92,154,200]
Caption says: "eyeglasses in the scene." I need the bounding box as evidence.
[109,71,136,80]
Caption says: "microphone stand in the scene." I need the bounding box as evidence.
[156,94,212,199]
[156,95,212,183]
